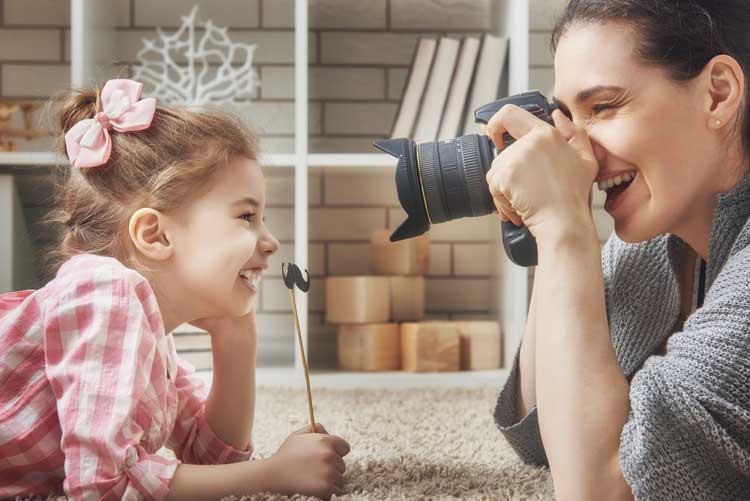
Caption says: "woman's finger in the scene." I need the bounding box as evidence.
[486,103,554,150]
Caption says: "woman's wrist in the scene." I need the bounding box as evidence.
[534,214,600,263]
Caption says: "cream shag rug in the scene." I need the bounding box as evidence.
[19,386,553,500]
[229,385,553,500]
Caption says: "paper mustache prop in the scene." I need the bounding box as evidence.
[282,262,316,432]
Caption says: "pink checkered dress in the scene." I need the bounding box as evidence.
[0,254,253,499]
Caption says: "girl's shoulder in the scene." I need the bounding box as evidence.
[41,253,162,331]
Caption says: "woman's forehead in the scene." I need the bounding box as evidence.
[553,21,644,103]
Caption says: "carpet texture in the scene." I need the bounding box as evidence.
[17,385,553,500]
[229,385,553,500]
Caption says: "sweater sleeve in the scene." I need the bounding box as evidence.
[493,234,621,467]
[620,248,750,499]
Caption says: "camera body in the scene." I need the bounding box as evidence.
[374,90,558,267]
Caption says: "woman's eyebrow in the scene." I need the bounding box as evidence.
[553,85,628,113]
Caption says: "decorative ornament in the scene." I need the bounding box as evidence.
[132,5,259,106]
[282,262,316,432]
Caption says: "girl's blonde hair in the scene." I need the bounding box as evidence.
[44,85,258,274]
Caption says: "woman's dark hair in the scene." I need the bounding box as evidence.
[552,0,750,158]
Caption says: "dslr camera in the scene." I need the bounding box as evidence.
[373,90,559,268]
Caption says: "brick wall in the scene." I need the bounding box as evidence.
[2,0,615,367]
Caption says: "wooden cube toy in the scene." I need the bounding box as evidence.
[400,322,460,372]
[389,276,425,321]
[337,323,400,371]
[326,276,390,324]
[370,229,429,275]
[455,321,501,370]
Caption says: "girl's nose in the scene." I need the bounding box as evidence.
[261,229,280,255]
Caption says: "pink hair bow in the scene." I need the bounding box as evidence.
[64,79,156,168]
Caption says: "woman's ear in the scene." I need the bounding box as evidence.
[702,54,744,129]
[128,208,173,261]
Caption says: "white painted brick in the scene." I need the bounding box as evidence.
[309,137,382,154]
[321,32,421,65]
[2,64,70,97]
[389,209,495,242]
[309,277,325,312]
[530,32,554,67]
[428,243,451,276]
[222,101,322,135]
[390,0,490,30]
[264,208,294,240]
[425,278,491,312]
[0,30,60,61]
[324,102,398,136]
[387,68,408,101]
[256,312,295,337]
[134,0,259,28]
[261,0,294,28]
[592,208,614,242]
[454,243,491,276]
[311,67,386,100]
[116,30,316,65]
[259,136,294,153]
[324,172,398,206]
[310,208,385,240]
[309,312,337,339]
[263,173,322,206]
[263,0,387,29]
[310,0,386,28]
[327,243,370,275]
[530,0,568,31]
[530,67,555,98]
[4,0,69,26]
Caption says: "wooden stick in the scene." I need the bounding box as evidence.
[289,288,316,432]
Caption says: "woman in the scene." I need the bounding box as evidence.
[489,1,750,499]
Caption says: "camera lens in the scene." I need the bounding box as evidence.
[373,134,495,242]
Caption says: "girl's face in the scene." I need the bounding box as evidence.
[169,156,279,320]
[553,22,732,243]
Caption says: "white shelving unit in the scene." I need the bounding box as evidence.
[0,0,532,375]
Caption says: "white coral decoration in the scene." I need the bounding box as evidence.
[133,5,259,105]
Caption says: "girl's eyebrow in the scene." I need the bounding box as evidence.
[232,196,259,208]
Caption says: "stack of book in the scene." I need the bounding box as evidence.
[391,33,509,141]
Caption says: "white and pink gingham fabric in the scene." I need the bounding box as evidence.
[0,253,253,499]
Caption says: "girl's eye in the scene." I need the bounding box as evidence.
[240,213,257,223]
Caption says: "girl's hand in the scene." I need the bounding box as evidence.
[485,105,599,241]
[267,423,351,500]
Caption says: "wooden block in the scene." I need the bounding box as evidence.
[400,322,459,372]
[369,229,429,275]
[326,276,390,324]
[455,321,501,370]
[337,323,400,371]
[389,276,425,321]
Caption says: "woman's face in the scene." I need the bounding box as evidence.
[553,21,725,243]
[168,156,279,320]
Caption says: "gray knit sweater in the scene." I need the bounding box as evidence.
[494,176,750,499]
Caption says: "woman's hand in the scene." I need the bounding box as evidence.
[485,105,599,241]
[267,423,351,500]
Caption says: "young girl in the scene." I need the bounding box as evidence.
[0,79,350,500]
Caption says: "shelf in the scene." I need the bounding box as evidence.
[259,153,397,169]
[0,152,63,166]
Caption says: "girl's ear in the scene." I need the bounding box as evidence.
[128,208,173,261]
